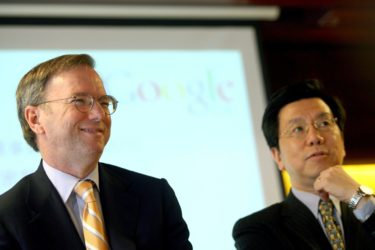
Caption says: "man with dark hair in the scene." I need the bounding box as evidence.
[233,79,375,249]
[0,54,192,250]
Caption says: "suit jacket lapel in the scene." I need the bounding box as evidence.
[281,192,332,250]
[26,163,84,250]
[99,163,139,250]
[341,202,356,249]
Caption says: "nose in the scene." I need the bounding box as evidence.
[306,125,325,146]
[88,100,106,120]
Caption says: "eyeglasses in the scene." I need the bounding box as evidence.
[280,115,338,140]
[37,94,118,115]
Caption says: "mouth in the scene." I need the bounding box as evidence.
[306,151,328,160]
[80,127,105,135]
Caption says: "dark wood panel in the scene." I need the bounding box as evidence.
[260,43,375,163]
[255,1,375,163]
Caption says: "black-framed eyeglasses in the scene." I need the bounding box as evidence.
[37,94,118,115]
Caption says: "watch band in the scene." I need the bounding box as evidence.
[348,188,364,209]
[348,185,373,210]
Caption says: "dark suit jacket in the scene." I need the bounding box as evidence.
[233,191,375,250]
[0,162,192,250]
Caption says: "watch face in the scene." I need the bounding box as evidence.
[360,185,374,195]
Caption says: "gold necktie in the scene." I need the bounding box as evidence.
[318,199,345,250]
[74,180,109,250]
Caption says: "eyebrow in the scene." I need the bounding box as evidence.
[70,92,108,98]
[286,117,303,124]
[70,92,90,96]
[284,112,333,125]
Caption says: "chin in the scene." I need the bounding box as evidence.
[83,145,104,155]
[307,163,329,175]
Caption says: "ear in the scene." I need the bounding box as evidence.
[271,147,285,171]
[24,105,45,134]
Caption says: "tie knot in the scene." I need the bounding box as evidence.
[319,199,334,216]
[74,180,96,203]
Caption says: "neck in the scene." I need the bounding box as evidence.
[291,181,329,200]
[42,156,99,179]
[291,180,316,194]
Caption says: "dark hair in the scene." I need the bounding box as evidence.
[16,54,95,151]
[262,79,346,149]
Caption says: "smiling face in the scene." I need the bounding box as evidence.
[32,65,111,176]
[271,98,346,192]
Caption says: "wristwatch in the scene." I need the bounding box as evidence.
[348,185,374,209]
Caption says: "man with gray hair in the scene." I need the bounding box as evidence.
[0,54,192,250]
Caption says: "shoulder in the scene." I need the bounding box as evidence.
[233,202,284,234]
[99,162,173,195]
[99,162,167,184]
[0,173,34,217]
[232,202,288,249]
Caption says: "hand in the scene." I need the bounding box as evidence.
[313,165,359,202]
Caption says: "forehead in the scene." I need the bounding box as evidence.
[45,65,105,97]
[278,98,332,124]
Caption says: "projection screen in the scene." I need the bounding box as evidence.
[0,26,281,250]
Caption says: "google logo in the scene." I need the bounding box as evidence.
[104,69,237,114]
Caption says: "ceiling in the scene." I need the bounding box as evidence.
[1,0,374,45]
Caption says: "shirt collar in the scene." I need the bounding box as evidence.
[42,160,100,203]
[292,188,342,218]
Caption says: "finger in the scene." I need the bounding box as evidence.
[313,176,322,190]
[313,177,328,199]
[318,191,329,201]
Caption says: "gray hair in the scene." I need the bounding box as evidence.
[16,54,95,151]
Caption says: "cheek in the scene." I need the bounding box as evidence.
[333,135,346,158]
[105,117,112,129]
[103,117,112,138]
[278,142,304,169]
[279,141,301,159]
[329,132,345,149]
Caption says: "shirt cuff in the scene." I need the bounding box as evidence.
[353,196,375,222]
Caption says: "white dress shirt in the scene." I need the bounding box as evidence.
[42,160,104,241]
